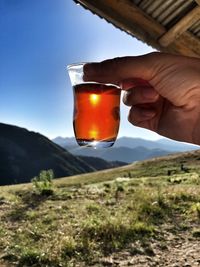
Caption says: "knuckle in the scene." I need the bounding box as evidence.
[105,57,130,78]
[98,57,123,77]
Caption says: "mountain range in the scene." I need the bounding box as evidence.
[53,136,199,163]
[0,123,126,185]
[1,122,199,185]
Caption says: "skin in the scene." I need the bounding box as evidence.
[83,52,200,145]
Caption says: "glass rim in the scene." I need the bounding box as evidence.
[67,62,121,89]
[67,62,86,70]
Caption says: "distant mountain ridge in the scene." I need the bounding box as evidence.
[67,146,171,163]
[53,136,199,152]
[115,137,199,151]
[0,123,126,185]
[53,136,199,163]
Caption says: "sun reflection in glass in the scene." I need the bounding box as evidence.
[89,94,100,106]
[89,129,98,139]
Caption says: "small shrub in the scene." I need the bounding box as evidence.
[31,170,54,196]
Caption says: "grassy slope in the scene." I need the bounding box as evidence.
[0,151,200,267]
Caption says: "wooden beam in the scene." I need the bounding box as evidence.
[159,6,200,47]
[173,31,200,57]
[76,0,200,58]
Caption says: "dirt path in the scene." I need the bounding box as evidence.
[98,224,200,267]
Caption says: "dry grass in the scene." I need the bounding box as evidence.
[0,153,200,266]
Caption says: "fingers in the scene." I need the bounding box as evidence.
[123,86,159,106]
[120,78,150,89]
[128,106,157,131]
[83,53,158,85]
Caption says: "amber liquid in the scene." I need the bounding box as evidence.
[73,83,121,147]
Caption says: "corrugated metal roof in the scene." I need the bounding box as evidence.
[131,0,200,45]
[189,19,200,37]
[75,0,200,58]
[133,0,198,29]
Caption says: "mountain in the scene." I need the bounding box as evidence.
[0,123,95,185]
[52,136,199,163]
[53,136,199,152]
[71,146,170,163]
[0,123,125,185]
[52,136,77,149]
[114,137,199,152]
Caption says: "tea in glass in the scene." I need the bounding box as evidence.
[67,63,121,148]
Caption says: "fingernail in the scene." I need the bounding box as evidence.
[143,87,158,99]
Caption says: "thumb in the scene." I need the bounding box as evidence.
[83,53,157,85]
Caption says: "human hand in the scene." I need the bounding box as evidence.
[83,52,200,145]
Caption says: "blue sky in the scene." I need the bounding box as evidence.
[0,0,160,140]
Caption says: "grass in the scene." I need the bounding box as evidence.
[0,153,200,266]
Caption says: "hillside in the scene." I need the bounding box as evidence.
[0,123,126,185]
[0,150,200,267]
[77,156,127,170]
[0,123,95,185]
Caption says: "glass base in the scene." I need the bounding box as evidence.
[76,139,115,148]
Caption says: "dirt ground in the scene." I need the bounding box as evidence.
[97,223,200,267]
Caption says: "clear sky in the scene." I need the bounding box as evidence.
[0,0,161,140]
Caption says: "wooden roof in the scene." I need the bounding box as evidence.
[74,0,200,58]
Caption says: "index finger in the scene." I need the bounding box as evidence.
[83,53,157,85]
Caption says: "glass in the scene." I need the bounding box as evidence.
[67,63,121,148]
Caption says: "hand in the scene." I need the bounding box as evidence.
[83,52,200,145]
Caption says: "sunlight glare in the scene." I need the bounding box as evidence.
[89,94,100,105]
[89,129,98,139]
